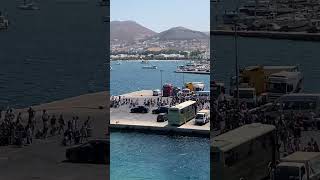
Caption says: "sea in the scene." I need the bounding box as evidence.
[0,0,107,109]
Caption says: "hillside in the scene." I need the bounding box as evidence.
[154,27,209,41]
[110,21,156,42]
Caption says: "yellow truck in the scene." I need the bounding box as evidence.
[230,65,301,103]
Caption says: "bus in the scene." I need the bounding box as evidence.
[211,123,278,180]
[168,100,197,126]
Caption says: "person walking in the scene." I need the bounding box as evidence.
[58,114,65,135]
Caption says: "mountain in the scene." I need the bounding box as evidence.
[154,27,209,41]
[110,21,156,43]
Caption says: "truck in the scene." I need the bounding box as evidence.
[267,71,303,101]
[274,152,320,180]
[230,65,302,103]
[233,87,258,108]
[185,82,205,92]
[195,109,210,125]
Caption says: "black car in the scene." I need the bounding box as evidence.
[66,139,109,164]
[152,106,169,114]
[157,113,168,122]
[130,106,149,113]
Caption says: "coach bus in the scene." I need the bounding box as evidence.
[168,100,197,126]
[211,123,279,180]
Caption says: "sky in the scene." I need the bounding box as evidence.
[110,0,210,33]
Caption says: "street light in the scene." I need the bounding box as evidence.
[233,9,240,109]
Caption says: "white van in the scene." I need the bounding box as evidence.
[195,109,210,125]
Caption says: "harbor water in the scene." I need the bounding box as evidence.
[0,0,107,108]
[110,60,210,96]
[110,60,210,180]
[110,132,210,180]
[213,35,320,92]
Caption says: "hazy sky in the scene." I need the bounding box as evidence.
[110,0,209,33]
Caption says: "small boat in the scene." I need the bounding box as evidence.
[115,61,121,65]
[142,65,157,69]
[18,0,40,10]
[141,60,149,64]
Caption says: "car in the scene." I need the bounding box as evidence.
[130,106,149,113]
[66,139,109,164]
[153,89,161,96]
[157,113,168,122]
[152,105,169,114]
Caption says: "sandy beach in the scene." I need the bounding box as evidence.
[0,91,109,180]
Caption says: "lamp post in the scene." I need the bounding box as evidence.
[234,11,240,109]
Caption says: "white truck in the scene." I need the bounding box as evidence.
[195,109,210,125]
[274,152,320,180]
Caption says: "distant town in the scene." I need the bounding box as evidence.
[110,21,210,60]
[214,0,320,33]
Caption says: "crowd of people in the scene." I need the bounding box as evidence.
[0,107,92,147]
[110,93,210,112]
[212,95,320,156]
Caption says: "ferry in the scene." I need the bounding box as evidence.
[142,65,157,69]
[18,0,40,10]
[0,15,9,30]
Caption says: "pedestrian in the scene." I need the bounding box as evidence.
[26,125,33,144]
[58,114,65,135]
[50,115,57,136]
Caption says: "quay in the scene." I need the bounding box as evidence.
[175,70,210,75]
[0,91,108,179]
[110,90,210,137]
[212,30,320,41]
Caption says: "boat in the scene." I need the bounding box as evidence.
[141,60,149,64]
[115,61,121,65]
[142,65,157,69]
[18,0,40,10]
[0,15,9,30]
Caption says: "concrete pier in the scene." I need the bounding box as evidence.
[212,30,320,41]
[0,91,109,180]
[110,90,210,137]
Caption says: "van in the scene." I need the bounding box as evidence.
[195,109,210,125]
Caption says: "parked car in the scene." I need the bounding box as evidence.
[153,89,161,96]
[157,113,168,122]
[152,105,169,114]
[66,139,109,164]
[130,106,149,113]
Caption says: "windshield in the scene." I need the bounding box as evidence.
[268,82,287,93]
[196,114,205,119]
[275,166,300,180]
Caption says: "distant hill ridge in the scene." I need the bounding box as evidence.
[110,20,209,42]
[110,20,156,42]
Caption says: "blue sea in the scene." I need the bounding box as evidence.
[110,60,210,96]
[0,0,107,108]
[110,60,210,180]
